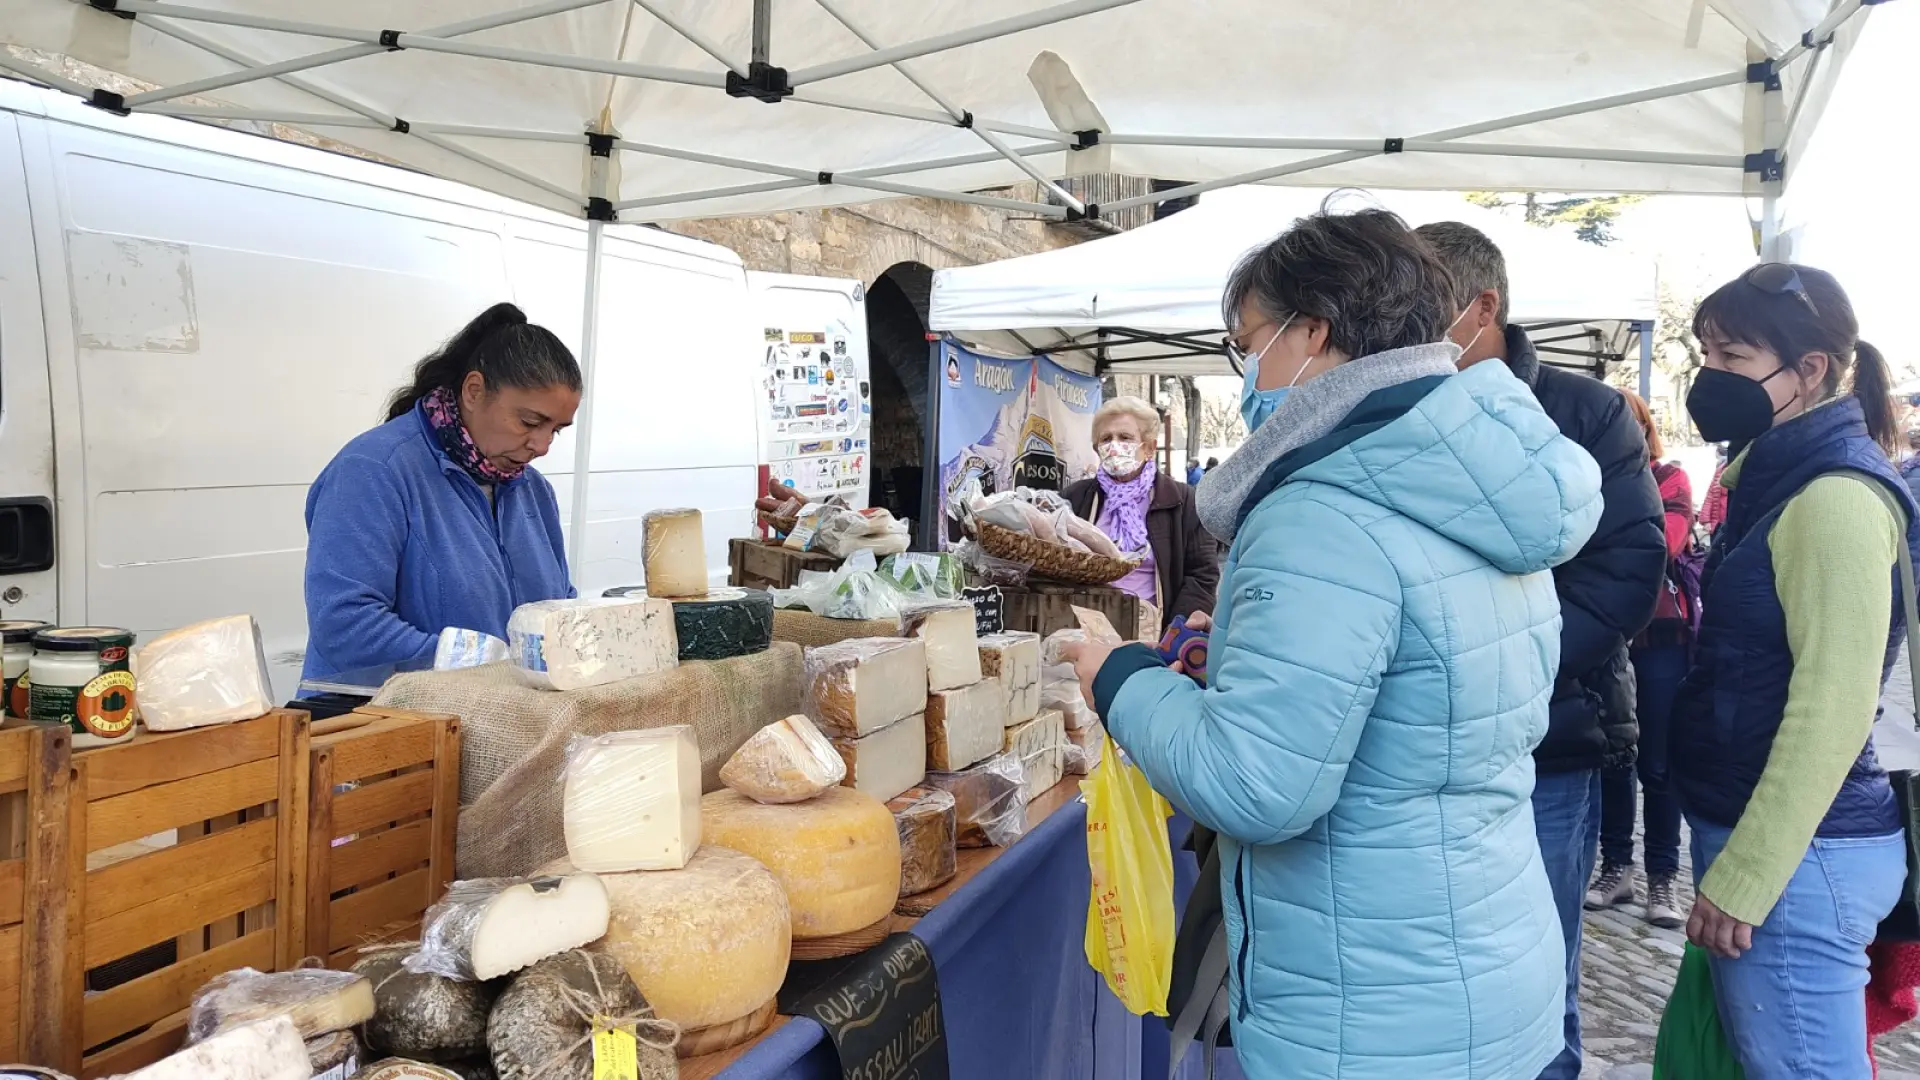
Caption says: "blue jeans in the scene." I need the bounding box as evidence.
[1689,816,1905,1080]
[1531,767,1602,1080]
[1600,643,1688,877]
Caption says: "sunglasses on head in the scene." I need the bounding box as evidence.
[1743,263,1818,316]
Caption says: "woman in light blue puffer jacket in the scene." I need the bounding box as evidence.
[1071,207,1604,1079]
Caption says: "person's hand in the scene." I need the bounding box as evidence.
[1185,611,1212,633]
[1061,639,1117,710]
[1687,893,1754,959]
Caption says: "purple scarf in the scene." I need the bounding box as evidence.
[421,386,524,485]
[1095,459,1156,555]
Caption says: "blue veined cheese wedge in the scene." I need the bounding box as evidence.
[507,598,679,692]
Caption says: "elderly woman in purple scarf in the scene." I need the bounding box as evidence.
[1064,396,1221,632]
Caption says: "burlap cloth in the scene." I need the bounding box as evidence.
[373,645,802,879]
[771,609,900,649]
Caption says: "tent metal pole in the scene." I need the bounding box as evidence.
[0,53,99,97]
[141,105,387,127]
[1778,0,1866,68]
[609,142,1063,214]
[1638,321,1654,401]
[785,89,1076,142]
[1754,44,1787,261]
[842,142,1062,178]
[788,0,1145,86]
[1104,133,1741,170]
[752,0,773,66]
[1098,151,1377,214]
[634,0,744,75]
[611,139,818,180]
[103,1,379,42]
[824,175,1070,218]
[568,218,606,580]
[614,179,817,213]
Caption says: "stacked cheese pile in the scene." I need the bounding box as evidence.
[807,638,929,801]
[982,633,1066,802]
[903,604,1005,774]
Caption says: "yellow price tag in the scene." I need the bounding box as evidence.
[591,1017,640,1080]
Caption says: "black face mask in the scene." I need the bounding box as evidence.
[1686,365,1799,454]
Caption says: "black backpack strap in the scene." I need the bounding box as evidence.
[1168,924,1231,1077]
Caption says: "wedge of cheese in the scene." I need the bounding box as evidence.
[887,786,957,898]
[903,603,982,691]
[978,632,1041,726]
[925,753,1028,848]
[721,714,846,804]
[563,727,701,871]
[805,637,927,737]
[1003,709,1067,803]
[508,598,678,692]
[130,1017,309,1080]
[924,679,1004,772]
[830,711,927,802]
[134,615,274,731]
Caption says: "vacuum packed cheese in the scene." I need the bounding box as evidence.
[1004,709,1068,802]
[133,614,274,731]
[1065,720,1105,775]
[978,632,1041,725]
[702,787,901,938]
[304,1029,361,1080]
[925,679,1005,772]
[489,951,676,1080]
[608,585,775,661]
[643,507,709,598]
[903,603,982,691]
[187,967,375,1043]
[407,873,610,981]
[508,598,678,691]
[352,946,496,1061]
[1058,696,1095,730]
[721,713,846,803]
[829,711,926,803]
[805,637,927,737]
[925,753,1028,848]
[130,1017,309,1080]
[545,845,789,1032]
[887,786,957,897]
[562,726,700,871]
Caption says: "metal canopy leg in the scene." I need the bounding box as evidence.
[1638,320,1654,402]
[567,218,606,582]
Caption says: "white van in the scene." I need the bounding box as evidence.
[0,77,861,699]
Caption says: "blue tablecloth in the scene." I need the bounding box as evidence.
[719,795,1139,1079]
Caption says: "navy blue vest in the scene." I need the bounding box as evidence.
[1672,398,1918,838]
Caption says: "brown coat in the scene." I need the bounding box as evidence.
[1064,471,1220,630]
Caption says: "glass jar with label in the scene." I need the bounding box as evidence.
[0,620,49,724]
[30,627,138,748]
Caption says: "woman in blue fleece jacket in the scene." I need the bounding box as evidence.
[302,302,581,682]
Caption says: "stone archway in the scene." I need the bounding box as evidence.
[865,261,934,523]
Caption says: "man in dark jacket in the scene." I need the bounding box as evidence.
[1418,222,1665,1080]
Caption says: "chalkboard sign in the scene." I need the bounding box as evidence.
[962,586,1005,636]
[783,933,949,1080]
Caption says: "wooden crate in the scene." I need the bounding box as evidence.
[729,537,840,591]
[0,723,72,1066]
[64,709,311,1079]
[305,706,459,970]
[997,583,1142,640]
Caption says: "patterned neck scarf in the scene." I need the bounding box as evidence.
[421,385,524,485]
[1095,458,1157,555]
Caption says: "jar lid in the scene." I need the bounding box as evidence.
[0,620,50,645]
[32,627,136,652]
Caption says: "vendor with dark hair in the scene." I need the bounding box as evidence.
[302,302,582,681]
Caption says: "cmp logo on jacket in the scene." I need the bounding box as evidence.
[1241,587,1273,603]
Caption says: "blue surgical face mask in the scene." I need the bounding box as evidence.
[1238,314,1308,433]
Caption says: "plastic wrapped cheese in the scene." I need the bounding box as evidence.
[544,845,790,1032]
[902,603,982,691]
[978,632,1041,726]
[1004,709,1067,802]
[925,679,1005,772]
[721,714,846,804]
[406,874,610,981]
[563,727,701,871]
[187,968,375,1044]
[434,628,509,670]
[701,787,901,938]
[643,508,709,599]
[804,637,927,737]
[508,598,678,691]
[1065,720,1106,775]
[133,615,274,731]
[830,711,926,803]
[925,753,1028,848]
[887,786,957,897]
[128,1017,309,1080]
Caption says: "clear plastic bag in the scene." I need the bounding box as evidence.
[562,728,700,872]
[434,627,508,670]
[879,552,964,600]
[771,550,912,620]
[132,614,274,731]
[187,966,375,1043]
[925,752,1028,848]
[954,539,1031,587]
[803,636,926,738]
[814,507,912,559]
[1041,628,1088,711]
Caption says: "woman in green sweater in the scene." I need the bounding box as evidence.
[1671,263,1914,1079]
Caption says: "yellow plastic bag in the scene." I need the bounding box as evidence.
[1083,732,1176,1016]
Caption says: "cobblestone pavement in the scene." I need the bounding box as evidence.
[1577,824,1920,1079]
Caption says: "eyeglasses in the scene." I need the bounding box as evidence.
[1743,263,1818,316]
[1222,320,1280,368]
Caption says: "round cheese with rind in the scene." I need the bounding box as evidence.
[700,787,901,939]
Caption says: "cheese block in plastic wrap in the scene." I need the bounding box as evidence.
[488,951,677,1080]
[829,711,926,803]
[562,727,700,871]
[607,586,775,661]
[804,637,927,737]
[1003,709,1068,803]
[924,753,1028,848]
[701,787,901,938]
[187,967,375,1043]
[720,713,845,804]
[305,1029,361,1080]
[352,946,496,1061]
[1058,695,1095,731]
[643,507,708,598]
[924,678,1005,772]
[543,845,789,1032]
[128,1017,309,1080]
[978,632,1041,726]
[902,603,982,691]
[887,786,957,897]
[132,614,273,731]
[1065,720,1106,775]
[406,874,610,981]
[508,598,678,692]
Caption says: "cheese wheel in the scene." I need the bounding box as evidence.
[545,845,790,1031]
[644,508,709,598]
[701,787,901,938]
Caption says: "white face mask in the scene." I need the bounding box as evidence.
[1098,437,1143,477]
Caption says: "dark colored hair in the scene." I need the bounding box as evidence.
[1692,264,1896,452]
[1223,203,1457,361]
[1414,220,1511,327]
[1205,456,1219,468]
[386,302,582,422]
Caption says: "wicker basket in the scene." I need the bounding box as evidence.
[976,520,1137,585]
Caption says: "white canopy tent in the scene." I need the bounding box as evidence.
[0,0,1891,569]
[929,185,1661,383]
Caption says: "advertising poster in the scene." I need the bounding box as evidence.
[761,319,868,502]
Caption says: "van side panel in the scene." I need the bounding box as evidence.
[0,111,59,624]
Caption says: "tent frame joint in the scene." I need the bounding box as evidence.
[1064,201,1103,223]
[585,196,616,222]
[587,131,615,157]
[378,29,404,51]
[726,61,793,103]
[1072,128,1100,150]
[958,111,976,129]
[817,170,834,185]
[1746,58,1782,90]
[86,0,132,19]
[1801,29,1835,50]
[85,88,130,115]
[391,117,410,134]
[1383,137,1405,153]
[1745,147,1785,181]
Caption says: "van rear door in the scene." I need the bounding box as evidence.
[0,111,59,623]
